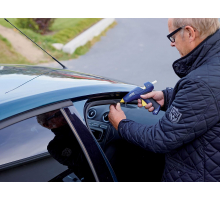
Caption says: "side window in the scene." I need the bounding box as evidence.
[0,108,95,182]
[0,116,54,166]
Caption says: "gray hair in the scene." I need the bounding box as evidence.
[173,18,220,39]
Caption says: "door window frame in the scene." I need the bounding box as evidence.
[0,100,117,182]
[0,100,73,130]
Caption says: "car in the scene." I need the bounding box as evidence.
[0,65,165,182]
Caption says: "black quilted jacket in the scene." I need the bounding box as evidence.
[118,29,220,182]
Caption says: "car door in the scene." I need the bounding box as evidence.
[0,100,117,182]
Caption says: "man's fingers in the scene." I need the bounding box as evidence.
[116,102,122,111]
[145,106,154,112]
[138,103,143,107]
[140,91,156,99]
[149,106,154,112]
[144,102,152,109]
[145,103,154,112]
[137,99,142,107]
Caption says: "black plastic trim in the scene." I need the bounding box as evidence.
[0,152,50,171]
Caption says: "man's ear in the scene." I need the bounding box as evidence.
[185,26,196,43]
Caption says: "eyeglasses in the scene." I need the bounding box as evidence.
[46,111,62,121]
[167,26,185,43]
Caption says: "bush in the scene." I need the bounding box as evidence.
[33,18,55,34]
[15,18,39,32]
[15,18,55,35]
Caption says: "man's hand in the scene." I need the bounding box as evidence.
[138,91,164,112]
[108,103,126,130]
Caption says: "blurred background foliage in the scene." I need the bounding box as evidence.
[0,18,116,64]
[0,18,101,43]
[15,18,55,35]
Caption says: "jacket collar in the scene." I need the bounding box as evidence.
[173,29,220,78]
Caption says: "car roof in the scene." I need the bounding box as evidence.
[0,65,136,121]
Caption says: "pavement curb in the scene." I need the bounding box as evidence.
[62,18,115,54]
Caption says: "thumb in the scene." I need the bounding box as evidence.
[116,102,122,111]
[140,91,156,99]
[109,104,116,111]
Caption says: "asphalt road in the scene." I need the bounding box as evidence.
[47,18,181,91]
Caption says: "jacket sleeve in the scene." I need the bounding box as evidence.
[118,79,219,153]
[161,87,174,111]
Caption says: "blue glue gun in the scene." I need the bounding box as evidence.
[120,80,161,115]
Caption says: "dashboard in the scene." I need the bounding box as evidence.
[87,104,165,147]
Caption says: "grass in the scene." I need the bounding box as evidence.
[0,18,17,28]
[74,21,117,56]
[52,18,101,44]
[50,18,86,31]
[0,18,98,33]
[0,18,115,64]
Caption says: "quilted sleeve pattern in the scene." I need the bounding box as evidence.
[118,79,219,153]
[162,87,173,111]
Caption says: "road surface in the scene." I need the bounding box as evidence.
[46,18,181,90]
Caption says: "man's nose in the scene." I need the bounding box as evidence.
[170,42,175,47]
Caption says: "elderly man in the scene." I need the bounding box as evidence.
[108,18,220,182]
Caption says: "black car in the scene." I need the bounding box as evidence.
[0,65,165,182]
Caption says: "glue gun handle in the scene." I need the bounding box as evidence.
[144,98,161,115]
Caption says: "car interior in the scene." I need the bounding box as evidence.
[83,97,165,182]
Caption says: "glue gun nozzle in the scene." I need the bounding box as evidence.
[152,80,157,84]
[120,99,125,103]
